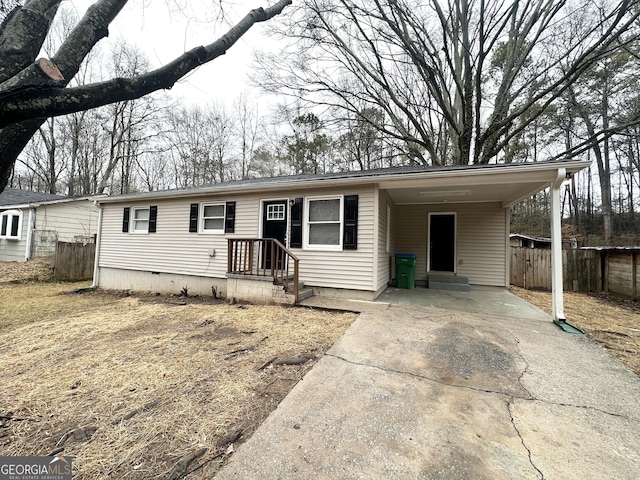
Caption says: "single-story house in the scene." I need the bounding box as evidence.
[0,188,100,262]
[93,160,589,321]
[510,233,578,249]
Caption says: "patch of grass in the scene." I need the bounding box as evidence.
[0,281,106,333]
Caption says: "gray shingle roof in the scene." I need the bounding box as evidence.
[0,188,66,207]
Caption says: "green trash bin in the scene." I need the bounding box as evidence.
[395,253,417,289]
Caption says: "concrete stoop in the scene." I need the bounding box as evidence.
[227,274,312,305]
[297,286,314,302]
[427,273,471,292]
[280,278,313,303]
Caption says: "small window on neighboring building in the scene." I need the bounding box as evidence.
[201,203,225,233]
[0,210,22,240]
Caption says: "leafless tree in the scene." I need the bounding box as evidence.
[257,0,639,165]
[0,0,292,192]
[165,103,235,187]
[233,93,263,179]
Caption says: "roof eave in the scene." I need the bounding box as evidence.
[0,195,103,209]
[96,159,591,204]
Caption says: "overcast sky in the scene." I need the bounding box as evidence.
[67,0,280,105]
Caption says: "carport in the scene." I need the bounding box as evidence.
[379,161,589,324]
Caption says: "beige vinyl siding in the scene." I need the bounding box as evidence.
[395,202,507,287]
[99,195,257,279]
[376,189,394,292]
[0,208,27,261]
[99,185,376,292]
[34,201,99,256]
[289,186,375,291]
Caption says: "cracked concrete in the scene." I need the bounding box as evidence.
[216,297,640,480]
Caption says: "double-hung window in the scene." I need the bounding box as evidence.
[304,196,343,250]
[0,210,22,240]
[188,202,235,234]
[123,206,157,233]
[132,207,150,233]
[201,203,225,234]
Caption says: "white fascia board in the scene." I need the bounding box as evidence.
[377,161,589,190]
[97,160,591,205]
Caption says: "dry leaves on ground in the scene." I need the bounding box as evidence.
[510,286,640,376]
[0,257,53,284]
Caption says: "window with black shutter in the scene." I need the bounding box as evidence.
[189,203,198,232]
[290,198,303,248]
[225,202,236,233]
[122,207,130,233]
[343,195,358,249]
[148,206,157,233]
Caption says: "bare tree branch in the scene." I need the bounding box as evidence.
[0,0,292,191]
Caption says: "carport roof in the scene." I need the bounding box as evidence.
[97,159,590,207]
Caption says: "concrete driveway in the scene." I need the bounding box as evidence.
[216,295,640,479]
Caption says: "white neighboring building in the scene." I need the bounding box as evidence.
[0,188,100,262]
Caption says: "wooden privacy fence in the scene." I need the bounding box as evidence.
[54,241,96,281]
[510,247,600,293]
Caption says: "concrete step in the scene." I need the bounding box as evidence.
[428,274,470,285]
[297,288,314,302]
[428,281,471,292]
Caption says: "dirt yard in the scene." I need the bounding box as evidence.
[0,261,356,479]
[2,259,637,478]
[511,287,640,376]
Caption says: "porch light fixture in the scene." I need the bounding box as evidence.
[562,172,573,186]
[418,190,470,198]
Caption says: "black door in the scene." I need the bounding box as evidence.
[262,200,288,270]
[429,214,455,272]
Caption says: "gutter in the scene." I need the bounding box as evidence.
[91,203,103,288]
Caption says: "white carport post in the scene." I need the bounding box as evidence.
[550,168,566,322]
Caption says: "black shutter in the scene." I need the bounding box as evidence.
[122,207,130,233]
[343,195,358,249]
[290,197,303,248]
[1,215,7,236]
[148,206,157,233]
[189,203,199,232]
[225,201,236,233]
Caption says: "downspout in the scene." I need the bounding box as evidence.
[25,207,36,261]
[91,202,103,288]
[550,168,583,333]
